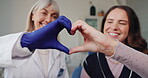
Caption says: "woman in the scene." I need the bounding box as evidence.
[0,0,71,78]
[70,6,148,78]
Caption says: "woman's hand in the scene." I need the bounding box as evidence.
[21,16,71,54]
[70,20,117,56]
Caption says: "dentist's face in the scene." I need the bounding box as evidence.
[104,8,129,43]
[32,4,59,30]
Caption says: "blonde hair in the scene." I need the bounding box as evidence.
[25,0,59,32]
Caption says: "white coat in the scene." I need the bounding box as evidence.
[0,32,69,78]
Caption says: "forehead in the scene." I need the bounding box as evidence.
[44,5,58,12]
[39,4,57,12]
[107,8,128,20]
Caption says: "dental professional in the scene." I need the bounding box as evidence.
[0,0,71,78]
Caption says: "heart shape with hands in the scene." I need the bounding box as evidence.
[21,16,71,54]
[21,16,112,55]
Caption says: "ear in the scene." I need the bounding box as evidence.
[32,13,35,21]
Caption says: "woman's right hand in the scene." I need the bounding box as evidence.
[70,20,117,56]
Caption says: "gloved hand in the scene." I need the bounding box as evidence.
[21,16,71,54]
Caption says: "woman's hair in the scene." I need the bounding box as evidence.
[25,0,59,32]
[101,5,148,53]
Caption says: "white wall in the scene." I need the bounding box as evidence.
[0,0,37,35]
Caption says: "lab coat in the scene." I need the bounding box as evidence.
[0,32,69,78]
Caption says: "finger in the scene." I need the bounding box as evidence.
[71,20,84,35]
[69,46,87,54]
[58,16,72,34]
[59,16,72,34]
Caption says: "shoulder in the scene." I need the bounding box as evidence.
[84,53,105,65]
[83,53,98,67]
[0,32,23,39]
[85,53,98,62]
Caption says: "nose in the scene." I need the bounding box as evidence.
[45,16,52,23]
[111,23,119,31]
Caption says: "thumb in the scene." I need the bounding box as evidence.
[69,46,86,54]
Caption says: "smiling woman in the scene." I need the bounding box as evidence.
[0,0,70,78]
[70,5,147,78]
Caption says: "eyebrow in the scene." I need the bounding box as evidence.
[42,8,48,12]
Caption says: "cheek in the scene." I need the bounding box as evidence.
[120,27,129,41]
[33,13,45,21]
[51,19,56,22]
[33,18,43,30]
[120,26,129,35]
[103,24,110,33]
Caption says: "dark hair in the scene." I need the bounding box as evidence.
[101,5,148,53]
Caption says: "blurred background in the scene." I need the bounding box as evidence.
[0,0,148,78]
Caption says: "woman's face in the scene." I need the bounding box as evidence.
[103,8,129,43]
[32,4,59,30]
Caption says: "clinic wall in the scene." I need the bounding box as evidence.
[0,0,37,36]
[127,0,148,43]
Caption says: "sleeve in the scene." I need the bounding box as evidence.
[111,41,148,78]
[0,32,32,67]
[12,33,32,58]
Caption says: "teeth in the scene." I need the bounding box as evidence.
[109,33,118,36]
[42,24,46,27]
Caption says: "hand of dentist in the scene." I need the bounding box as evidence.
[21,16,71,54]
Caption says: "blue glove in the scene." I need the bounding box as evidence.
[21,16,71,54]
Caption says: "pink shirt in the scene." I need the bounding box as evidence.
[112,42,148,78]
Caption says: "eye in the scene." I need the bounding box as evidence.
[52,16,58,19]
[39,9,48,16]
[41,12,47,15]
[107,20,113,23]
[119,21,128,25]
[119,23,127,25]
[106,19,114,23]
[107,21,113,23]
[51,13,59,19]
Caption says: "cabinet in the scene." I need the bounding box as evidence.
[85,16,103,31]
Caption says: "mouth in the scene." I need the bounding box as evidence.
[108,32,120,38]
[40,22,46,27]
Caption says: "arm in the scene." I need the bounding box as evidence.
[111,41,148,77]
[0,32,32,67]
